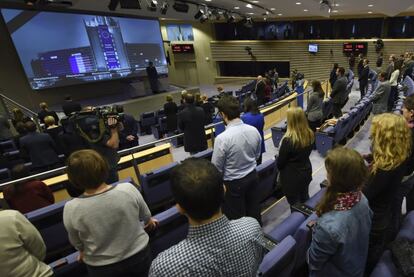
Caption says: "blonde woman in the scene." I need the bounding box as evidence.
[363,113,412,274]
[277,107,314,205]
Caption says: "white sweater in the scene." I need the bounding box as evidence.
[390,69,400,86]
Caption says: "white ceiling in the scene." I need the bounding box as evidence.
[66,0,414,20]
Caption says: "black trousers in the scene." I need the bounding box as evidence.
[360,82,367,98]
[388,86,398,111]
[87,245,151,277]
[308,119,322,132]
[332,103,343,118]
[223,170,262,225]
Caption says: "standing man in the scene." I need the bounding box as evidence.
[357,53,364,79]
[329,63,339,88]
[146,61,159,93]
[178,93,207,155]
[212,95,262,224]
[255,75,266,106]
[386,54,396,80]
[371,72,391,115]
[359,59,370,98]
[330,67,348,118]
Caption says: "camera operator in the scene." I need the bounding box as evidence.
[88,116,121,184]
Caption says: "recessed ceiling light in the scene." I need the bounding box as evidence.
[247,12,254,15]
[278,13,282,16]
[263,17,267,21]
[334,3,339,7]
[205,0,212,2]
[234,6,240,9]
[368,11,373,13]
[368,4,373,7]
[246,3,253,8]
[296,2,301,5]
[304,9,308,12]
[332,10,338,13]
[252,0,259,3]
[270,8,276,11]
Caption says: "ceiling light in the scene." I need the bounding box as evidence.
[247,12,254,15]
[270,8,275,11]
[334,3,339,6]
[227,14,236,23]
[304,9,308,12]
[296,2,301,5]
[332,10,338,13]
[278,13,282,16]
[246,3,253,8]
[263,17,267,21]
[368,4,373,7]
[241,17,254,28]
[211,9,221,20]
[234,6,240,9]
[252,0,259,3]
[147,0,157,11]
[205,0,212,1]
[200,14,209,23]
[368,11,372,14]
[194,9,205,19]
[160,1,168,14]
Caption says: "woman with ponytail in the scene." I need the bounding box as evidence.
[308,147,372,277]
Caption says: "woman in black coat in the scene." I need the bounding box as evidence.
[277,107,314,206]
[163,95,178,134]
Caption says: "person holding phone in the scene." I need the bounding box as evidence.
[308,147,372,277]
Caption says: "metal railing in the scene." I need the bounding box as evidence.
[0,87,310,189]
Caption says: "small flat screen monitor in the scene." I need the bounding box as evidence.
[171,44,194,53]
[308,43,318,53]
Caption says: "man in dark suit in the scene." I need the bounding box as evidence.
[372,72,391,115]
[330,67,348,118]
[254,75,266,106]
[146,61,159,93]
[359,59,370,98]
[386,54,396,80]
[19,121,59,172]
[115,105,139,150]
[37,102,59,124]
[178,93,207,155]
[62,95,81,117]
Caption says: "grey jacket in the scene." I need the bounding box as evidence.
[330,76,348,104]
[306,91,324,122]
[372,81,391,114]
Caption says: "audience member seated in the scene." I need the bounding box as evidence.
[11,108,31,129]
[178,93,207,155]
[44,116,64,154]
[0,210,53,277]
[149,158,267,276]
[163,94,178,134]
[201,94,215,125]
[19,121,59,172]
[212,95,262,224]
[4,164,55,214]
[0,114,13,141]
[306,80,324,131]
[308,147,372,277]
[63,149,158,277]
[217,85,226,98]
[371,72,391,115]
[277,107,314,206]
[37,102,59,124]
[116,105,139,150]
[62,95,81,117]
[241,98,265,164]
[363,113,411,274]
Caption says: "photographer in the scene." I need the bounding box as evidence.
[115,105,139,150]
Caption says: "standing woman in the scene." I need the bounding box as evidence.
[277,107,314,205]
[308,147,372,277]
[388,59,402,111]
[306,80,325,131]
[363,113,411,274]
[242,98,265,165]
[163,95,178,135]
[63,150,158,277]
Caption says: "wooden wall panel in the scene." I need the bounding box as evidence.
[211,39,414,81]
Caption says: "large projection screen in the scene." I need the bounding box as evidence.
[1,8,168,90]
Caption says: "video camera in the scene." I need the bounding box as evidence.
[69,106,124,143]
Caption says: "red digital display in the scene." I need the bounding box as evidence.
[172,44,194,53]
[343,42,368,54]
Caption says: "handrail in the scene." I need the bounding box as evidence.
[0,86,311,189]
[0,93,37,117]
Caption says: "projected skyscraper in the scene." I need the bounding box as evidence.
[84,16,130,71]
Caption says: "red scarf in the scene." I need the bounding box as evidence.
[333,191,362,211]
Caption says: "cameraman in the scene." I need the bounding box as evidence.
[88,116,121,185]
[115,105,139,150]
